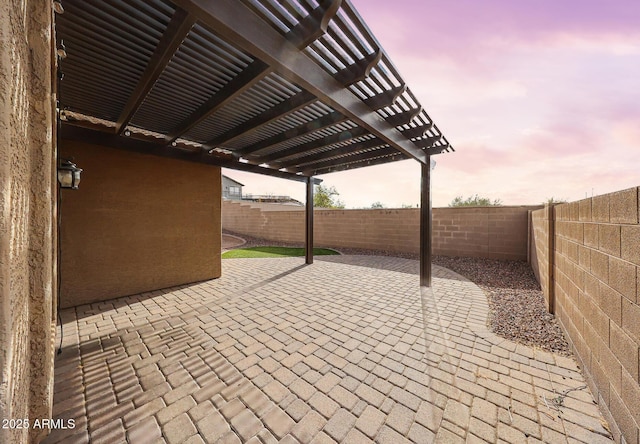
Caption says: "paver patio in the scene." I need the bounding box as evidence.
[43,256,613,443]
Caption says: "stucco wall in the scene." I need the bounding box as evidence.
[0,1,56,442]
[59,140,222,308]
[222,201,540,260]
[530,187,640,443]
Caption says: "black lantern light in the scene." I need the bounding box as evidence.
[57,159,82,189]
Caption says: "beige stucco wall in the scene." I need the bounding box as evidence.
[222,200,540,260]
[530,187,640,443]
[59,140,222,308]
[0,0,56,443]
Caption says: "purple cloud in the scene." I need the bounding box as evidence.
[352,0,640,48]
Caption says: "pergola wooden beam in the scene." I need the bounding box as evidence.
[287,0,342,49]
[282,137,384,170]
[426,144,451,155]
[204,90,317,147]
[334,49,382,86]
[414,135,442,149]
[165,60,270,143]
[400,125,429,139]
[300,145,397,173]
[385,107,421,127]
[259,127,370,165]
[364,85,406,110]
[61,122,321,183]
[115,8,195,135]
[237,111,348,157]
[308,151,409,175]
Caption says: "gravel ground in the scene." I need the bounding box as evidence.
[222,230,571,356]
[432,256,571,355]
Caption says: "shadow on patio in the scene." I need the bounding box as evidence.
[44,256,612,444]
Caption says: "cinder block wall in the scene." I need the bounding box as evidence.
[0,1,56,442]
[530,205,554,311]
[222,201,540,260]
[318,208,419,252]
[531,187,640,444]
[433,206,536,260]
[60,141,222,308]
[221,202,305,243]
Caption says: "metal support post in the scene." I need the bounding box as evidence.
[305,176,314,264]
[420,160,432,286]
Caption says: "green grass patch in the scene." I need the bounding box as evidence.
[222,246,340,259]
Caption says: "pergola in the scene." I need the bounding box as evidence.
[55,0,454,286]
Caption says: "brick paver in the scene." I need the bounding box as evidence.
[43,256,613,443]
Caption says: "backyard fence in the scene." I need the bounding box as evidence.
[222,200,540,261]
[529,187,640,444]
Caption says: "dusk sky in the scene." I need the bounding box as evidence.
[224,0,640,208]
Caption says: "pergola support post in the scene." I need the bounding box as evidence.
[305,176,314,264]
[420,159,432,287]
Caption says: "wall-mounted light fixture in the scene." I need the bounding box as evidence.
[57,159,82,189]
[56,40,67,60]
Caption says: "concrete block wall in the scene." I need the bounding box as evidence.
[531,187,640,444]
[222,201,540,260]
[433,206,536,260]
[317,208,420,252]
[222,201,306,244]
[530,205,554,312]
